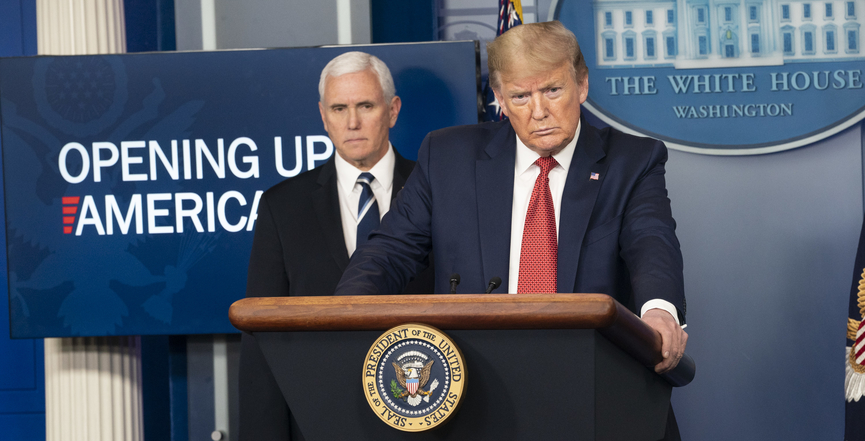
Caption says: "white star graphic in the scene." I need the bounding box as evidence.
[508,4,520,27]
[488,95,502,117]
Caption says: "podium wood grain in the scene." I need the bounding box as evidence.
[229,293,664,368]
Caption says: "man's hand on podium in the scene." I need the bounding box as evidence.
[642,309,689,374]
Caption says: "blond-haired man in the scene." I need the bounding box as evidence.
[337,22,686,439]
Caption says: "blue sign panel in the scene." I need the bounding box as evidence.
[557,0,865,154]
[1,42,480,337]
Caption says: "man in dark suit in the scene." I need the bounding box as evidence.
[239,51,433,441]
[335,22,687,440]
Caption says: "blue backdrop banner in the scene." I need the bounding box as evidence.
[1,42,480,338]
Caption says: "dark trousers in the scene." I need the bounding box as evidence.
[661,405,682,441]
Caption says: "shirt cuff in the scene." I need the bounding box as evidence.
[640,299,687,329]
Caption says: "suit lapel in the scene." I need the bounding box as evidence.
[557,121,608,293]
[312,159,350,272]
[391,148,414,203]
[476,123,517,288]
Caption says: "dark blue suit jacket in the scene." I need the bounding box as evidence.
[336,118,685,318]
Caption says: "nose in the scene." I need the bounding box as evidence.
[348,108,360,129]
[530,95,548,120]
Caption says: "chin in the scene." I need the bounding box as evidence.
[343,145,370,156]
[531,141,566,153]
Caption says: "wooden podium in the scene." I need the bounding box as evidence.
[229,293,694,440]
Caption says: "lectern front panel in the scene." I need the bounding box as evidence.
[254,329,670,440]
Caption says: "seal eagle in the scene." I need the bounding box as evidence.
[392,360,434,399]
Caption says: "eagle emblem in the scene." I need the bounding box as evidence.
[390,351,440,406]
[847,268,865,401]
[364,324,466,431]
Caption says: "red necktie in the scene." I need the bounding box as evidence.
[518,156,558,293]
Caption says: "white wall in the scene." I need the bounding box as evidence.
[666,126,862,440]
[175,0,370,50]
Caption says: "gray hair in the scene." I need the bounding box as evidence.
[318,51,396,102]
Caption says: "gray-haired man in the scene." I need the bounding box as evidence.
[239,51,433,441]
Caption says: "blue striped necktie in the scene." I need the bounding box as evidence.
[356,172,380,249]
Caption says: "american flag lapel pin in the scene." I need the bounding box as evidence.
[590,172,600,181]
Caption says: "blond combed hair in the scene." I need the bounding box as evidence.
[487,21,587,90]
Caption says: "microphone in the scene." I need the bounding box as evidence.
[449,273,460,294]
[485,277,502,294]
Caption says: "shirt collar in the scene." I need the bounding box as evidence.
[514,120,581,175]
[334,142,396,193]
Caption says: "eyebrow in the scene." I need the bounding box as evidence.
[539,78,566,92]
[329,100,376,109]
[508,87,531,97]
[508,79,564,96]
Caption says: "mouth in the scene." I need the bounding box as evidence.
[532,128,557,136]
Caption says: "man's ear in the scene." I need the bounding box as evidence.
[318,101,329,132]
[578,76,589,104]
[389,96,402,128]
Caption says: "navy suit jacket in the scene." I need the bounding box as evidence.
[336,118,685,319]
[245,149,433,298]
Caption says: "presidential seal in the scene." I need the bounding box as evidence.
[362,323,466,432]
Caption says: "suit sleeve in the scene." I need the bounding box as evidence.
[335,134,436,295]
[245,193,289,298]
[618,140,686,322]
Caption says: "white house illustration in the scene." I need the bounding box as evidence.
[593,0,863,68]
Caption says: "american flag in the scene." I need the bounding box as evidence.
[483,0,524,121]
[497,0,523,35]
[847,221,865,439]
[590,172,600,181]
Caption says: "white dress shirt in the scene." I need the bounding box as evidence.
[334,143,395,257]
[506,122,681,326]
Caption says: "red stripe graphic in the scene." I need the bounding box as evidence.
[62,196,80,234]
